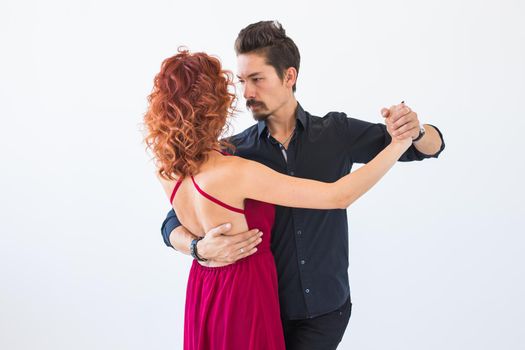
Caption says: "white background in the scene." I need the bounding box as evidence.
[1,0,524,349]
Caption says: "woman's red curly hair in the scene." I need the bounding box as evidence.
[144,48,236,180]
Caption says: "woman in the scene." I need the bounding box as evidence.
[143,49,412,350]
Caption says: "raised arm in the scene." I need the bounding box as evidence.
[345,103,445,164]
[239,138,413,209]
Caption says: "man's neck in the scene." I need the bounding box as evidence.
[266,98,298,136]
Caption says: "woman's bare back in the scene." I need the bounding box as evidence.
[158,152,253,264]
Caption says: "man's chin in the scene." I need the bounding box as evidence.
[252,112,270,121]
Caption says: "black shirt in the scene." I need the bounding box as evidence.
[161,103,445,320]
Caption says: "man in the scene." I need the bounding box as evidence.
[161,21,445,349]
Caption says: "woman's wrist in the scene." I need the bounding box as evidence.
[391,137,412,148]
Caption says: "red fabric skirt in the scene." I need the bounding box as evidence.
[184,250,285,350]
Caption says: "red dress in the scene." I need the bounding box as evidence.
[170,164,285,349]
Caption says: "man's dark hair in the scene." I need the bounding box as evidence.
[234,20,301,92]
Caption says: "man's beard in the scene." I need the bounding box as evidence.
[246,99,271,121]
[252,112,271,121]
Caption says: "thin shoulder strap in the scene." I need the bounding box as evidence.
[168,149,224,204]
[190,176,244,214]
[169,178,183,204]
[213,148,231,156]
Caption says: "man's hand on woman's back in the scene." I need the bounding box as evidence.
[196,223,263,264]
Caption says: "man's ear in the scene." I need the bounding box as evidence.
[284,67,297,88]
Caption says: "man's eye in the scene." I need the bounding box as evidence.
[253,78,262,82]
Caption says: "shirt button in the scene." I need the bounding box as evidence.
[297,230,302,235]
[305,288,310,294]
[300,260,306,265]
[289,171,295,176]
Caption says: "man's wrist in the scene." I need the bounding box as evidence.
[190,238,208,261]
[412,124,426,143]
[195,239,206,260]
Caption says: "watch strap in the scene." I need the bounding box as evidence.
[190,237,208,262]
[413,124,426,142]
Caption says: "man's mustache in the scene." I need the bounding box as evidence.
[246,100,265,109]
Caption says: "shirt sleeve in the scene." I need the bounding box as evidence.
[161,209,181,249]
[343,116,445,163]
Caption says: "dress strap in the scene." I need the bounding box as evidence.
[190,176,244,214]
[169,178,183,204]
[213,148,232,156]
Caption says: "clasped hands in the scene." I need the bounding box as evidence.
[381,101,423,142]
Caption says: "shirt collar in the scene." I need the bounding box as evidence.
[257,102,307,138]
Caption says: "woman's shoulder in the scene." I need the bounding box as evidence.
[216,153,247,171]
[154,170,181,202]
[211,154,262,184]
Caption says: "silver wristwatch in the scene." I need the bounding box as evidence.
[413,124,426,142]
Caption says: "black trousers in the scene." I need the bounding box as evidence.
[282,297,352,350]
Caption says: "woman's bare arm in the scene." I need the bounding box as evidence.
[238,139,412,209]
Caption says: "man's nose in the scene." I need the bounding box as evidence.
[243,83,255,100]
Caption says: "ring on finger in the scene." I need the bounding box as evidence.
[240,248,245,254]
